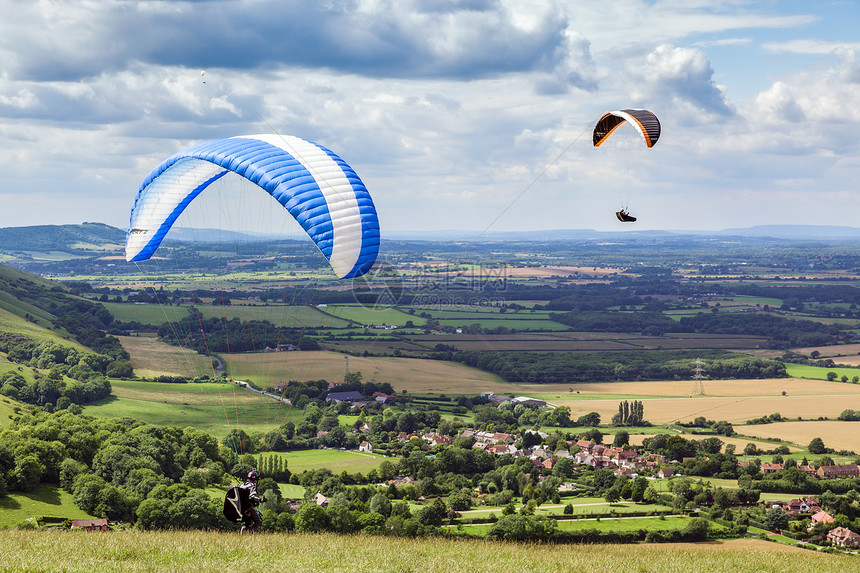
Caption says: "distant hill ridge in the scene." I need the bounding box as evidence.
[0,222,125,254]
[3,223,860,257]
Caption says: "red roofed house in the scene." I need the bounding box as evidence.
[827,526,860,548]
[817,464,860,479]
[489,444,512,455]
[71,519,109,532]
[798,465,818,478]
[613,466,637,478]
[809,511,835,531]
[760,463,783,474]
[785,496,820,515]
[575,439,594,451]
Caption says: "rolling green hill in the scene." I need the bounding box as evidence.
[0,222,124,260]
[0,264,94,349]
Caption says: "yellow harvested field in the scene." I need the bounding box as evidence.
[556,393,860,427]
[736,421,860,453]
[224,351,513,393]
[118,335,215,378]
[792,343,860,365]
[536,378,860,398]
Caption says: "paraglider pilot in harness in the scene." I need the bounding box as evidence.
[240,470,265,533]
[224,470,266,533]
[616,208,636,222]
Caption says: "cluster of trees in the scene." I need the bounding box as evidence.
[0,409,234,528]
[439,350,786,384]
[0,342,122,410]
[612,400,646,427]
[270,374,394,408]
[157,314,319,354]
[677,416,735,436]
[471,402,573,432]
[837,409,860,421]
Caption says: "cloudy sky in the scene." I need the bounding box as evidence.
[1,0,858,235]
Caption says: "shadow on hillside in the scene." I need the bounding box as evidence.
[88,395,119,406]
[32,485,62,506]
[0,497,21,510]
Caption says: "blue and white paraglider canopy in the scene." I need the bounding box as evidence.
[126,134,380,279]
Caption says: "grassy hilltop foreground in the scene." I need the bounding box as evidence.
[0,531,854,573]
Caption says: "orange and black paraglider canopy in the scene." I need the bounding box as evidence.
[593,109,661,148]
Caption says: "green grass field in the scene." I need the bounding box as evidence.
[103,301,352,329]
[0,394,17,429]
[785,363,860,381]
[271,448,386,475]
[117,335,217,378]
[555,515,699,533]
[463,499,673,520]
[0,305,85,349]
[0,531,846,573]
[436,317,571,331]
[193,304,351,329]
[322,304,423,327]
[82,380,304,440]
[99,301,189,325]
[0,484,95,528]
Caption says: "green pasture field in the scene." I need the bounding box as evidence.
[82,380,303,440]
[718,296,783,307]
[103,301,351,329]
[556,515,697,533]
[0,305,84,349]
[0,394,22,429]
[767,533,800,544]
[0,290,56,324]
[785,363,860,380]
[549,501,672,517]
[457,515,702,537]
[205,483,305,502]
[278,483,306,498]
[322,304,423,327]
[270,448,386,475]
[416,308,557,319]
[463,500,672,520]
[0,484,94,528]
[0,360,37,384]
[678,477,819,501]
[193,304,351,329]
[462,497,605,518]
[788,314,860,327]
[436,317,571,331]
[746,527,798,546]
[117,335,216,378]
[758,492,809,502]
[99,301,189,325]
[337,414,360,426]
[1,531,847,573]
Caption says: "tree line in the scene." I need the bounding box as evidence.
[436,350,786,384]
[156,313,319,354]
